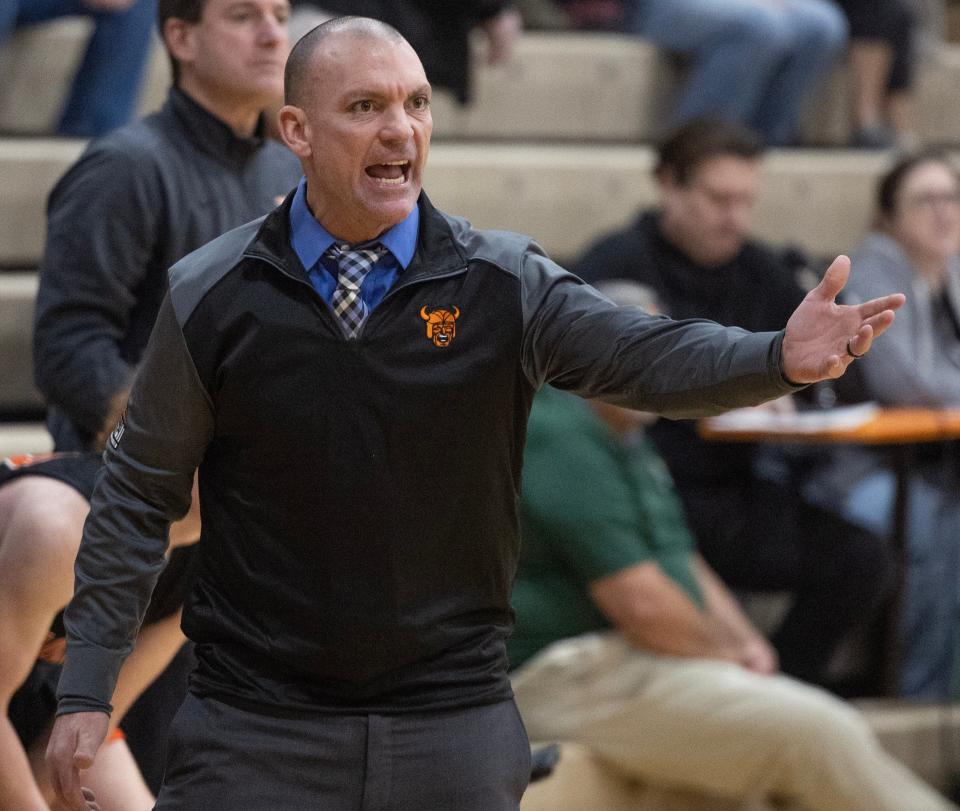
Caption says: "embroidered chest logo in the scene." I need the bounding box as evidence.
[419,305,460,348]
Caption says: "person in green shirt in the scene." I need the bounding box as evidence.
[510,287,952,811]
[510,385,771,674]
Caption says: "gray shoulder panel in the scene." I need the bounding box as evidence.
[83,117,165,162]
[168,215,267,324]
[437,211,545,278]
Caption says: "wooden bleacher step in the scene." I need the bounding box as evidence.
[3,23,960,145]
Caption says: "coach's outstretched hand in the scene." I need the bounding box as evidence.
[46,711,108,811]
[781,255,905,384]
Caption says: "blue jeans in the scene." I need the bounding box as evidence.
[0,0,156,136]
[626,0,848,144]
[841,469,960,699]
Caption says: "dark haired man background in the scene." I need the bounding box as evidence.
[574,118,894,691]
[33,0,300,453]
[46,18,903,811]
[30,0,300,790]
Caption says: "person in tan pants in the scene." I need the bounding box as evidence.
[510,314,953,810]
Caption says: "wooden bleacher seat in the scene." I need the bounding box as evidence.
[430,33,674,143]
[0,272,42,415]
[0,138,900,269]
[0,20,169,135]
[3,23,960,146]
[0,139,83,267]
[0,424,52,458]
[856,701,960,794]
[426,145,893,261]
[521,741,767,811]
[0,18,92,135]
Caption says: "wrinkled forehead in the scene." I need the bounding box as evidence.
[199,0,289,21]
[312,31,427,90]
[689,154,760,185]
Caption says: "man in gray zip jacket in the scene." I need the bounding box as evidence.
[47,17,904,811]
[33,0,300,452]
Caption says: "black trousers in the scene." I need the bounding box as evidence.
[122,645,194,792]
[154,692,531,810]
[679,477,895,688]
[834,0,917,91]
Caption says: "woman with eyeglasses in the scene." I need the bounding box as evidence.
[847,152,960,405]
[811,151,960,700]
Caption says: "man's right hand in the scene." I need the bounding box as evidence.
[46,712,108,811]
[780,255,904,383]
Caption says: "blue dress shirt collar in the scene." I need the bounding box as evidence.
[289,177,419,271]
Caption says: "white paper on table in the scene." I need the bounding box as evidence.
[704,402,881,434]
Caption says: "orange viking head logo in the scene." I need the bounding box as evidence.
[420,305,460,347]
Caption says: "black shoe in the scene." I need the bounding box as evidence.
[529,743,562,783]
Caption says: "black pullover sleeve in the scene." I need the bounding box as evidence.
[55,234,800,713]
[519,248,802,414]
[57,296,213,714]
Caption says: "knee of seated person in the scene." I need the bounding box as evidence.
[797,699,874,758]
[4,504,83,576]
[714,7,795,59]
[1,486,87,574]
[770,689,872,759]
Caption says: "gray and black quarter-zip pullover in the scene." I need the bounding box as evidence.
[58,192,800,717]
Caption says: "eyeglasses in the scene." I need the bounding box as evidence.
[902,191,960,211]
[689,182,757,210]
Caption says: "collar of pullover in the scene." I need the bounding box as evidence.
[166,87,266,169]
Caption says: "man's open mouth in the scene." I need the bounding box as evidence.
[365,160,411,186]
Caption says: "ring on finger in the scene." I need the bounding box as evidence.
[845,338,864,359]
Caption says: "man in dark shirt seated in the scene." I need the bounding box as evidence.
[574,118,894,689]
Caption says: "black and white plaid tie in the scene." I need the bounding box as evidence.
[324,242,385,338]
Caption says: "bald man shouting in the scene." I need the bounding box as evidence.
[47,16,904,810]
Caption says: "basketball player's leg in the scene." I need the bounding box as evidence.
[0,477,90,808]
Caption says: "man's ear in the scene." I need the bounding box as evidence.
[655,165,678,192]
[163,18,196,68]
[277,105,312,158]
